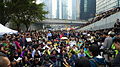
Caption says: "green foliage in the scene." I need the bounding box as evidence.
[0,0,48,31]
[0,0,11,25]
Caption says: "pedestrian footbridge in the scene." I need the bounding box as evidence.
[79,12,120,31]
[41,19,87,25]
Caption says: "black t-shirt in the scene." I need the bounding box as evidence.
[114,22,120,28]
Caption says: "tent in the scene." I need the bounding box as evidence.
[0,24,18,35]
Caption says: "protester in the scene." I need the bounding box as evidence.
[111,37,120,67]
[0,52,11,67]
[103,33,113,62]
[0,29,119,67]
[114,19,120,33]
[81,7,120,28]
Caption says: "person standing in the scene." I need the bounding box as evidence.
[112,37,120,67]
[103,33,113,62]
[47,31,52,41]
[114,19,120,33]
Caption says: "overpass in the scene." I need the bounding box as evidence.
[29,19,87,31]
[41,19,87,25]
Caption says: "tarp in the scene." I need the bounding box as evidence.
[0,24,18,35]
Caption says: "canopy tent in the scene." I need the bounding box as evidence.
[0,24,18,35]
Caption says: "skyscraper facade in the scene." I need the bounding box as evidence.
[56,0,59,19]
[58,0,62,19]
[42,0,68,19]
[42,0,53,18]
[72,0,77,20]
[67,0,72,19]
[76,0,80,20]
[61,0,68,19]
[96,0,119,14]
[80,0,96,20]
[52,0,57,18]
[41,0,97,20]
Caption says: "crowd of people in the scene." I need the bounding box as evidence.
[81,7,120,28]
[0,28,120,67]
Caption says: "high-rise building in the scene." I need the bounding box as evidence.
[80,0,96,20]
[67,0,72,19]
[76,0,80,20]
[52,0,57,18]
[61,0,68,19]
[56,0,63,19]
[42,0,68,19]
[42,0,53,18]
[72,0,77,20]
[39,0,96,20]
[96,0,119,14]
[58,0,62,19]
[56,0,59,19]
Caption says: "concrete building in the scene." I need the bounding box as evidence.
[96,0,119,14]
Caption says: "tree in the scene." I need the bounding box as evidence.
[11,0,48,31]
[0,0,11,25]
[0,0,48,31]
[20,2,48,31]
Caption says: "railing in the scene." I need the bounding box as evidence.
[80,7,120,29]
[79,11,120,31]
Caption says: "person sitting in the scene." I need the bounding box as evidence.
[0,52,11,67]
[63,57,91,67]
[88,45,107,67]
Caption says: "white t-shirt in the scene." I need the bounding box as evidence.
[69,40,76,47]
